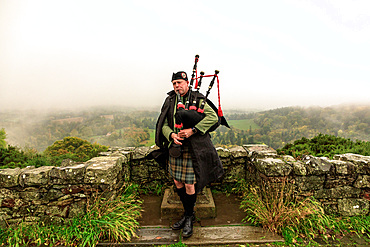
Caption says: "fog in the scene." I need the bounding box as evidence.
[1,0,369,112]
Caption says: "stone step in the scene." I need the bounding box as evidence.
[97,225,285,246]
[161,188,216,219]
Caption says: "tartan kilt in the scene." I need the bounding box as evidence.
[168,143,196,184]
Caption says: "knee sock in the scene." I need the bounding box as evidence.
[184,193,197,216]
[175,186,186,209]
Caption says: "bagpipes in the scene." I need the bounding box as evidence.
[147,54,230,161]
[174,54,230,134]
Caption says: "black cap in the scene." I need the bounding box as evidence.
[172,71,188,81]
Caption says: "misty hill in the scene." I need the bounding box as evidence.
[0,104,369,151]
[0,107,158,151]
[218,104,369,149]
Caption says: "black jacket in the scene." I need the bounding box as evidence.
[153,90,224,193]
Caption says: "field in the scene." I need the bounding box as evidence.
[228,119,260,131]
[141,129,155,147]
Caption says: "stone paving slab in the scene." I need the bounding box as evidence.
[98,225,284,246]
[98,227,180,246]
[183,226,284,245]
[161,188,216,219]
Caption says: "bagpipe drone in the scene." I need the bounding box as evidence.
[174,54,230,133]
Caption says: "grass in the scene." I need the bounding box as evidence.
[158,243,187,247]
[0,183,142,246]
[228,119,260,131]
[136,180,167,196]
[141,129,155,147]
[240,178,327,237]
[238,177,370,245]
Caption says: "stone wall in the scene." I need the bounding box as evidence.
[238,145,370,217]
[67,145,370,216]
[1,145,369,226]
[0,156,126,227]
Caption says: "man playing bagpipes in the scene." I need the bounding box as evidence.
[152,55,229,238]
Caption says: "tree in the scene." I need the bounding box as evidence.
[0,128,6,148]
[277,134,370,159]
[44,136,108,161]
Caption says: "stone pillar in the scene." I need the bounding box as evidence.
[160,187,216,219]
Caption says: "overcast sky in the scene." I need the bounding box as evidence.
[0,0,369,111]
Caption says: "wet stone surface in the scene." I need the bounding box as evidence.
[99,192,370,246]
[130,192,285,246]
[139,192,247,227]
[183,226,283,245]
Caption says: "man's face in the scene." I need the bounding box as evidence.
[172,79,189,96]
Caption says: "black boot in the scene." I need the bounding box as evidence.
[182,215,194,238]
[172,212,195,230]
[172,187,187,230]
[172,215,187,230]
[182,193,197,238]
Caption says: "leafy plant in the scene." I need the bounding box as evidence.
[44,136,108,161]
[138,182,167,195]
[0,183,142,246]
[277,134,370,159]
[240,176,370,245]
[0,136,108,168]
[0,145,50,169]
[240,178,331,244]
[0,128,6,148]
[59,184,142,246]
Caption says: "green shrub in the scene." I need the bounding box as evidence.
[44,136,108,162]
[0,137,109,168]
[59,184,142,246]
[0,183,142,246]
[240,178,332,244]
[277,134,370,159]
[240,177,370,244]
[0,145,50,169]
[0,128,6,148]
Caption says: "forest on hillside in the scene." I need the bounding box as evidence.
[0,107,157,152]
[0,104,369,151]
[214,104,369,149]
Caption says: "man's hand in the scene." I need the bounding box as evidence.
[171,128,193,145]
[171,133,184,145]
[179,128,193,139]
